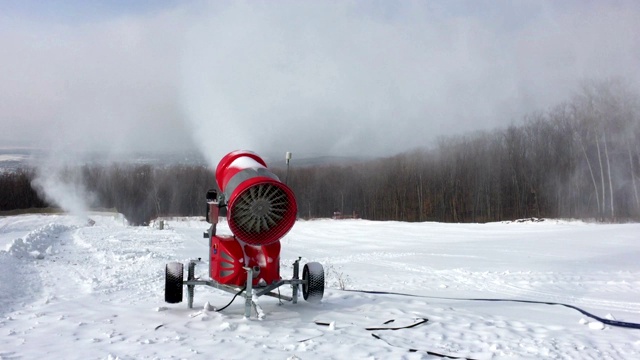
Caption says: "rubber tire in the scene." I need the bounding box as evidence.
[165,262,184,303]
[302,262,324,303]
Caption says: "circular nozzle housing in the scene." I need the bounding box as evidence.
[216,150,297,245]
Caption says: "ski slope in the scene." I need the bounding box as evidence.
[1,214,639,359]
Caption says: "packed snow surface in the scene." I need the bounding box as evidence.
[1,214,639,359]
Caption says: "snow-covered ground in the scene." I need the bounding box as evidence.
[1,214,639,359]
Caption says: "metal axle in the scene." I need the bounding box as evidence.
[183,258,307,318]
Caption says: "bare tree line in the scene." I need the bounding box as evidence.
[0,170,48,211]
[2,79,638,223]
[0,165,214,224]
[283,79,640,222]
[79,164,215,225]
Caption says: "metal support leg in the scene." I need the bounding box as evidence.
[187,260,197,308]
[292,257,301,304]
[243,267,253,318]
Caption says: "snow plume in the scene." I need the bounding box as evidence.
[30,153,95,222]
[1,1,639,163]
[178,1,640,165]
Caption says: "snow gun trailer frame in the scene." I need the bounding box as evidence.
[163,150,324,318]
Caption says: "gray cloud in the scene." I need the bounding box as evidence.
[1,1,639,166]
[0,8,192,153]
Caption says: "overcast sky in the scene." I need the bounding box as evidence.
[1,0,639,166]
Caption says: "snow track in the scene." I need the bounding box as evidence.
[1,215,639,359]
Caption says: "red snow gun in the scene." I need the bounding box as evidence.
[164,150,324,317]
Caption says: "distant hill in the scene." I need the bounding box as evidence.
[0,148,208,171]
[0,147,374,171]
[265,155,375,169]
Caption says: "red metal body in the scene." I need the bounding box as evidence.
[209,150,296,287]
[210,235,245,285]
[209,235,282,287]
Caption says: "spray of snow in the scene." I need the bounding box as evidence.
[30,152,95,222]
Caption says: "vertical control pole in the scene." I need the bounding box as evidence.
[285,151,292,185]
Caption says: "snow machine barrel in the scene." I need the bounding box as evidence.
[215,150,297,246]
